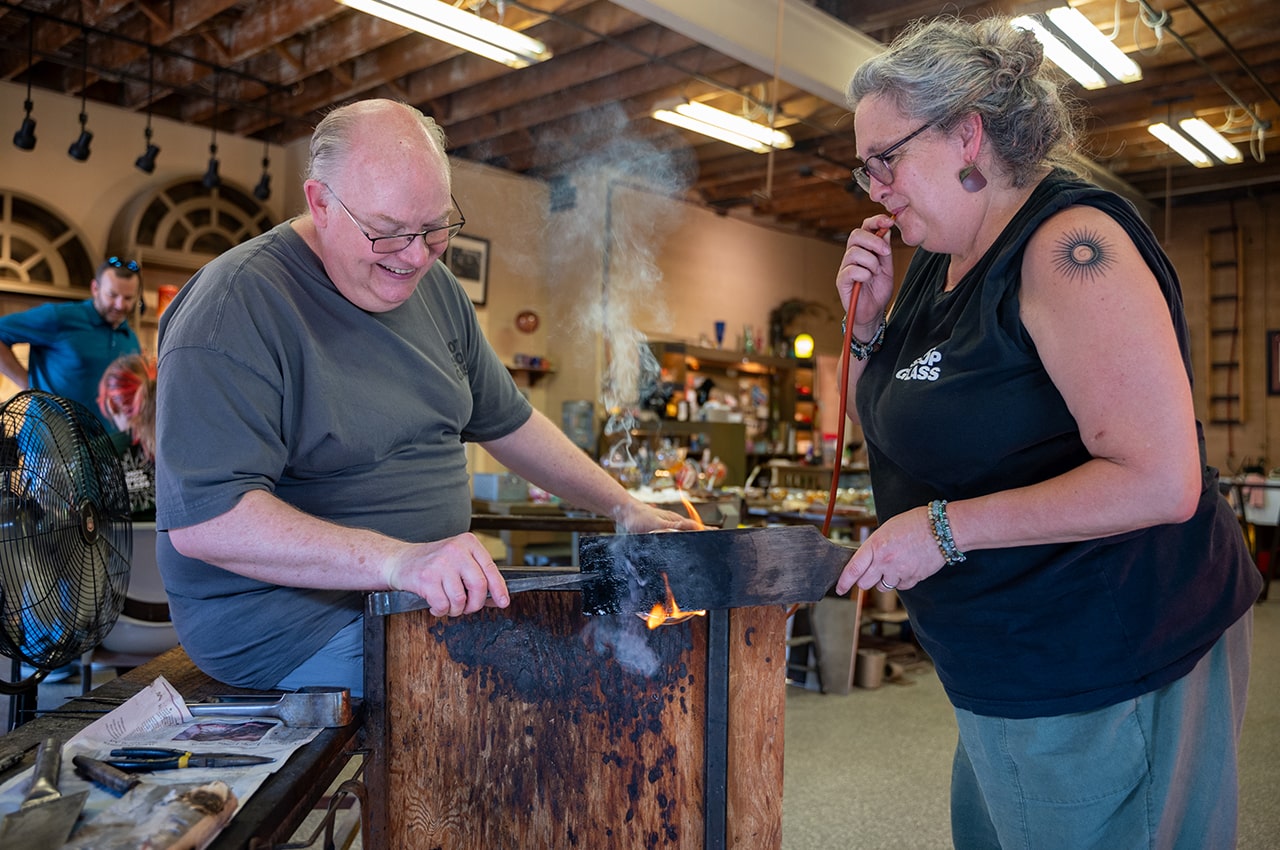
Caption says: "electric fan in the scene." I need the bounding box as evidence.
[0,390,131,718]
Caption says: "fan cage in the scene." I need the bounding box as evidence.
[0,390,132,671]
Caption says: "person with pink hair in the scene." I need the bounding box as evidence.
[98,353,156,518]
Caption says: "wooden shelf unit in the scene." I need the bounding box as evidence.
[506,365,555,388]
[647,341,799,454]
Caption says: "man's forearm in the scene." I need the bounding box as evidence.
[482,409,637,521]
[167,489,405,590]
[481,410,699,535]
[167,487,511,619]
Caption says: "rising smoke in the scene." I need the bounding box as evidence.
[541,104,696,485]
[537,105,697,659]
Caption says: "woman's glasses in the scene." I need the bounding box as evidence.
[852,121,935,193]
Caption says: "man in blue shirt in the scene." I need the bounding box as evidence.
[0,257,142,433]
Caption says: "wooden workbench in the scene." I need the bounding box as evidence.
[0,647,364,850]
[470,500,617,566]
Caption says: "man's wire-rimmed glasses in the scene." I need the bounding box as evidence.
[324,184,465,254]
[852,121,936,193]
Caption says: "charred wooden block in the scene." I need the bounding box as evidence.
[363,593,786,849]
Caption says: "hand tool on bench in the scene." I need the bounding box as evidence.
[0,737,89,847]
[73,754,141,796]
[182,686,353,728]
[78,685,353,728]
[367,524,856,617]
[367,570,600,617]
[103,747,275,772]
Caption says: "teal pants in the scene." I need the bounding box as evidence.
[951,609,1252,850]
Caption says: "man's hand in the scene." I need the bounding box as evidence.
[612,499,704,534]
[383,532,510,616]
[0,344,30,390]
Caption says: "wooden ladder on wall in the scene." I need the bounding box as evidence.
[1206,225,1245,427]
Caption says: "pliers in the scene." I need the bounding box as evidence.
[105,747,276,772]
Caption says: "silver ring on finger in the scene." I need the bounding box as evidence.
[879,580,896,590]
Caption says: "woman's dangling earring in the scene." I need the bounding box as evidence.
[959,163,987,193]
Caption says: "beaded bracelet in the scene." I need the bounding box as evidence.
[928,499,966,565]
[840,314,887,361]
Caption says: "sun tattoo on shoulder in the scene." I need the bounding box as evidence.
[1053,228,1114,281]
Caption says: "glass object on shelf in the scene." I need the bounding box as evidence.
[822,434,838,466]
[561,400,594,451]
[655,439,688,478]
[600,443,640,488]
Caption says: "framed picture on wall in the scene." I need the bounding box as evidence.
[446,234,489,306]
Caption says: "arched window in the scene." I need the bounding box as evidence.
[0,190,94,298]
[117,180,275,266]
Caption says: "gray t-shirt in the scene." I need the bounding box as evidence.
[155,220,531,689]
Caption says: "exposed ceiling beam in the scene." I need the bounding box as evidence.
[612,0,882,106]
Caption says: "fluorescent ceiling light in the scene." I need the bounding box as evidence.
[336,0,552,68]
[1045,7,1141,84]
[652,101,794,154]
[1012,15,1106,89]
[1012,8,1141,89]
[1177,118,1243,164]
[1148,122,1212,168]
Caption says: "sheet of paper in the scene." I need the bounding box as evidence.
[0,676,322,844]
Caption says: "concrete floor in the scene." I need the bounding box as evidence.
[781,598,1280,849]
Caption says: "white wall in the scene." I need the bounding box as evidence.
[0,82,287,254]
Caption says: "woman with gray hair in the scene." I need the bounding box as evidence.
[832,16,1259,849]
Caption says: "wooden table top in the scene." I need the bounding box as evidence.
[470,500,617,533]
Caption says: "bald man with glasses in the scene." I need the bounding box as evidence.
[154,99,697,698]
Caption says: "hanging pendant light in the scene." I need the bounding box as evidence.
[135,46,159,173]
[67,29,92,161]
[253,152,272,201]
[136,130,159,173]
[202,146,221,189]
[253,91,272,201]
[12,15,37,151]
[13,107,36,151]
[202,73,221,190]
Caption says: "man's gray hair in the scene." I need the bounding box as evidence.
[306,100,449,185]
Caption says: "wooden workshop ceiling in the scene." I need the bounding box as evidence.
[2,0,1278,242]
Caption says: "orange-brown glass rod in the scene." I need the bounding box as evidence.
[806,220,892,627]
[821,220,892,538]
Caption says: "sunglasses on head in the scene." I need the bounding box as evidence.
[108,256,140,273]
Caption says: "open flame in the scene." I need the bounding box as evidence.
[639,572,707,630]
[679,494,706,530]
[635,495,709,629]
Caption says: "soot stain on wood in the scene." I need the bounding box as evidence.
[430,604,693,741]
[429,600,696,844]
